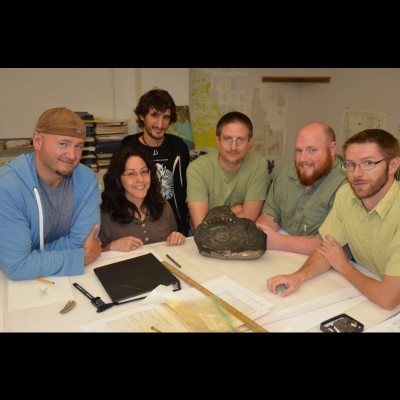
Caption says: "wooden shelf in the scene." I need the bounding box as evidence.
[262,76,331,83]
[0,138,33,167]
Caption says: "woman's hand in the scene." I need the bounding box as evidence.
[166,231,186,246]
[107,236,144,252]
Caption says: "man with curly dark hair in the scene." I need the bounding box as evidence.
[121,88,191,236]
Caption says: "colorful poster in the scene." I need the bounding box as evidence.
[168,106,195,150]
[190,68,248,149]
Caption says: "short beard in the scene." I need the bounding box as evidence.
[296,151,333,186]
[351,164,389,199]
[56,170,73,178]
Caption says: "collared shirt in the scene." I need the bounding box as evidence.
[319,181,400,278]
[262,157,346,235]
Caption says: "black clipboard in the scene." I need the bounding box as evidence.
[94,253,181,304]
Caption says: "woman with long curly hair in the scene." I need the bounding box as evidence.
[99,147,185,252]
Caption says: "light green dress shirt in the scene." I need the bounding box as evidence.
[319,181,400,278]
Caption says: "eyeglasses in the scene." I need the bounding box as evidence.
[121,169,151,178]
[219,136,249,146]
[341,158,389,171]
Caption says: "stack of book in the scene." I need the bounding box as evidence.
[75,111,128,172]
[95,121,128,169]
[75,111,95,121]
[81,121,98,170]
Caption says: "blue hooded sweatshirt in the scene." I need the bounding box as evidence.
[0,152,100,280]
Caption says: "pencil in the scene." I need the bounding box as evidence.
[166,254,182,269]
[35,277,55,285]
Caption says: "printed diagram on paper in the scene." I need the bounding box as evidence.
[249,85,288,158]
[341,109,389,141]
[190,68,248,148]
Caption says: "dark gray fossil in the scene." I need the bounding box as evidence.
[194,206,267,260]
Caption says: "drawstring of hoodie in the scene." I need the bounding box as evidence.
[33,187,44,250]
[172,155,185,230]
[172,155,183,185]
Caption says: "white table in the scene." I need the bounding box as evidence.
[2,237,396,332]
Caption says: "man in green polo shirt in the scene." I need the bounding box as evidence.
[267,129,400,310]
[257,122,346,254]
[187,111,270,231]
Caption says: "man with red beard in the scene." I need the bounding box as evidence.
[257,122,346,254]
[267,129,400,310]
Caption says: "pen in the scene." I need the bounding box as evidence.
[166,254,182,268]
[35,277,55,285]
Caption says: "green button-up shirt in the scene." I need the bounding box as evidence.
[262,157,346,235]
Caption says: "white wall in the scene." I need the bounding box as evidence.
[247,68,400,176]
[1,67,400,177]
[295,68,400,143]
[112,68,137,133]
[0,68,189,139]
[0,68,127,137]
[139,68,190,105]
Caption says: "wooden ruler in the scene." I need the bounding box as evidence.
[162,260,268,333]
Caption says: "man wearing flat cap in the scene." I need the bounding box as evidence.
[0,107,102,280]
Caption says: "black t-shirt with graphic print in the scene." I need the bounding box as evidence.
[121,133,191,236]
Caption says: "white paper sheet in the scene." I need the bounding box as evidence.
[203,275,275,319]
[81,303,189,332]
[365,312,400,332]
[81,275,275,332]
[8,276,74,311]
[143,275,274,320]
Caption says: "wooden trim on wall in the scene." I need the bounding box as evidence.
[262,76,331,83]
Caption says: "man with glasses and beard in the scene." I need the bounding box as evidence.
[257,122,346,255]
[267,129,400,309]
[0,107,102,280]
